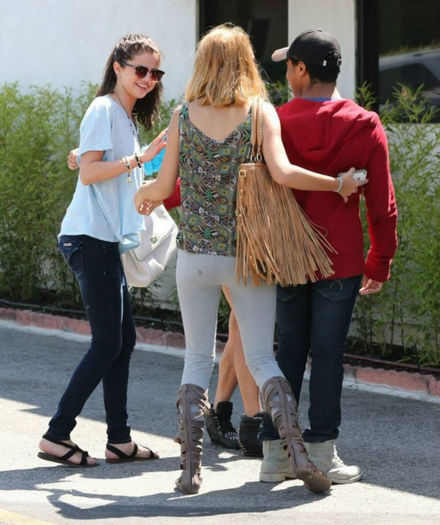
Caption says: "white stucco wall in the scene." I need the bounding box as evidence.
[0,0,197,101]
[2,1,358,99]
[289,0,356,98]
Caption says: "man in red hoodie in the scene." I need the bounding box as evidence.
[259,30,398,485]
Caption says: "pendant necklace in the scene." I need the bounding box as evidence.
[113,91,142,183]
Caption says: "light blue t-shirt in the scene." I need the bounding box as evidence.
[59,95,144,253]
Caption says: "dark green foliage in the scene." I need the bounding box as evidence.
[0,83,96,306]
[354,83,440,365]
[266,80,291,107]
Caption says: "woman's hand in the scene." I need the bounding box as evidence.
[338,168,368,202]
[141,128,167,163]
[134,181,154,213]
[137,199,163,215]
[67,148,79,170]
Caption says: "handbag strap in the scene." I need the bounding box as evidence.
[250,98,263,162]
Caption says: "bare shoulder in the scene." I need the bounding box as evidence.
[260,100,276,115]
[167,105,183,130]
[260,100,280,131]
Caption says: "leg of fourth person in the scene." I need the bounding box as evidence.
[206,286,262,453]
[205,287,241,450]
[226,270,330,494]
[215,287,239,406]
[223,293,263,457]
[220,289,261,417]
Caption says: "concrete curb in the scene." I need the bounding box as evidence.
[1,306,439,403]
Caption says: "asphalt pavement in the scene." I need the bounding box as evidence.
[0,321,439,525]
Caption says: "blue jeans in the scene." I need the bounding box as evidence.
[260,275,361,443]
[46,235,136,444]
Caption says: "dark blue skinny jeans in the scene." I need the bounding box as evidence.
[46,235,136,444]
[260,275,361,443]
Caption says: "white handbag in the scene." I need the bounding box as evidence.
[121,204,178,287]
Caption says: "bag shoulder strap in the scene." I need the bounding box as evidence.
[250,98,264,161]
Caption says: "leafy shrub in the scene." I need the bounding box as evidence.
[0,83,95,305]
[354,84,440,365]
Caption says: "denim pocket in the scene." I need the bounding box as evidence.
[276,284,302,302]
[59,237,83,274]
[316,276,361,301]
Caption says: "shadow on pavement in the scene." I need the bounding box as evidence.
[0,463,329,520]
[1,322,440,521]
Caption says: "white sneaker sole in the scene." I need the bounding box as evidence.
[329,472,363,484]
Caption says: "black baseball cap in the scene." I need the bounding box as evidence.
[272,29,341,68]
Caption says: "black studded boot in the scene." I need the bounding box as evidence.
[206,401,240,450]
[239,413,263,457]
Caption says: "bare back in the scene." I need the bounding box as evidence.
[187,100,251,143]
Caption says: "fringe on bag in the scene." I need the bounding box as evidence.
[235,162,336,287]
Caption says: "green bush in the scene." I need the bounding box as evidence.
[354,84,440,365]
[0,83,96,305]
[0,82,438,365]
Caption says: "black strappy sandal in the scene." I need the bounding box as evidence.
[105,442,159,463]
[38,433,99,467]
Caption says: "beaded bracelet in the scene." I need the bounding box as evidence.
[134,153,142,168]
[121,156,132,183]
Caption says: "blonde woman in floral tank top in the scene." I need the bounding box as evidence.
[135,24,363,496]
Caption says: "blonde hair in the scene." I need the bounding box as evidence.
[185,24,268,106]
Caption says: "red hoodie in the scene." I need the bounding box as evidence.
[277,97,398,282]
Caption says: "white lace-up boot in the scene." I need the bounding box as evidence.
[304,440,363,484]
[261,377,331,493]
[259,439,296,482]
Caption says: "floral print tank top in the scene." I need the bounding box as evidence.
[177,103,252,256]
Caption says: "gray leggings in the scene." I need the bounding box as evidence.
[176,250,284,390]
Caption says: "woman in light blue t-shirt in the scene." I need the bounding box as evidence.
[38,34,166,467]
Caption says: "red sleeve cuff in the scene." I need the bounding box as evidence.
[364,258,392,282]
[163,178,181,210]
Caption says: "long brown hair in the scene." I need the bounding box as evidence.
[97,34,163,129]
[185,24,267,106]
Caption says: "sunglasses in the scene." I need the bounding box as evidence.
[122,62,165,82]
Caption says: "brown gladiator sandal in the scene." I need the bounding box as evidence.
[261,377,331,494]
[175,384,209,494]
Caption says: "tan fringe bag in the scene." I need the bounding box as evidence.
[235,99,336,286]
